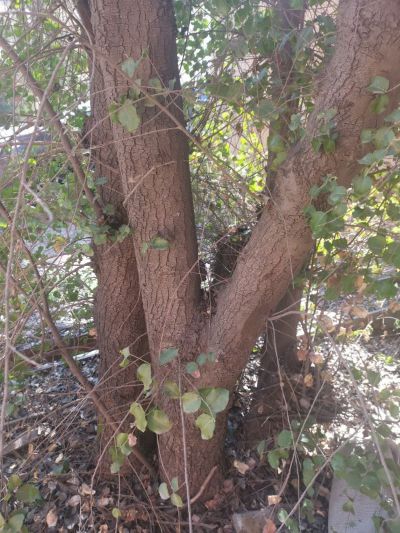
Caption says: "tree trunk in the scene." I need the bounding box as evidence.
[87,0,400,497]
[78,0,151,472]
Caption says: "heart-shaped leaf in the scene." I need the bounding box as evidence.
[164,381,180,399]
[200,387,229,414]
[182,391,201,413]
[16,483,40,503]
[171,492,184,508]
[147,409,172,434]
[129,402,147,432]
[158,482,170,500]
[159,347,178,366]
[137,363,152,391]
[117,100,140,132]
[195,413,215,440]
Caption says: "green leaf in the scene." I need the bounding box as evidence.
[268,133,285,153]
[117,100,140,132]
[195,413,216,440]
[358,149,386,165]
[372,278,397,299]
[129,402,147,432]
[147,409,172,434]
[385,108,400,123]
[360,129,374,144]
[116,432,133,456]
[158,482,170,500]
[328,185,347,205]
[0,513,5,529]
[254,99,276,121]
[7,513,25,532]
[371,93,389,114]
[16,483,40,503]
[171,477,179,492]
[159,347,179,366]
[303,458,315,487]
[209,80,243,103]
[196,353,208,366]
[290,0,304,7]
[112,507,121,519]
[149,236,170,250]
[200,387,229,414]
[277,429,293,448]
[387,519,400,533]
[367,76,389,94]
[137,363,152,391]
[374,127,395,149]
[163,381,180,399]
[353,175,372,196]
[121,57,139,78]
[342,500,355,514]
[367,235,386,254]
[7,474,22,491]
[182,391,202,413]
[309,210,328,237]
[367,369,381,387]
[170,492,184,508]
[213,0,229,17]
[95,176,108,186]
[110,461,121,474]
[148,77,162,90]
[186,361,199,375]
[384,241,400,268]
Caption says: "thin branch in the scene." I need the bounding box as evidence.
[0,35,104,221]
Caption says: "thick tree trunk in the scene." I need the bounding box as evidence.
[78,1,150,472]
[88,0,400,497]
[89,0,209,490]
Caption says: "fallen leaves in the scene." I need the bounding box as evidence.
[46,509,58,528]
[263,518,277,533]
[234,460,250,475]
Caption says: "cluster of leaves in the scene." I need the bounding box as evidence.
[111,347,229,486]
[0,474,41,533]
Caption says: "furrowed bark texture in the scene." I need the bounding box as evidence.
[206,0,400,394]
[78,0,150,470]
[89,0,209,488]
[91,72,150,467]
[88,0,400,495]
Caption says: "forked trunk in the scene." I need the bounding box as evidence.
[87,0,400,497]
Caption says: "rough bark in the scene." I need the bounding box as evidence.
[78,0,150,472]
[89,0,207,488]
[87,0,400,496]
[206,0,400,389]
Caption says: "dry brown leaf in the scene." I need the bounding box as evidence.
[388,301,400,313]
[318,314,335,332]
[222,479,234,493]
[67,494,81,507]
[299,397,311,410]
[321,370,333,382]
[263,518,277,533]
[304,373,314,388]
[46,509,58,528]
[97,496,112,507]
[80,482,95,496]
[233,460,250,475]
[98,525,109,533]
[88,327,97,337]
[267,494,281,505]
[128,433,137,447]
[297,348,308,361]
[309,352,324,365]
[350,306,369,319]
